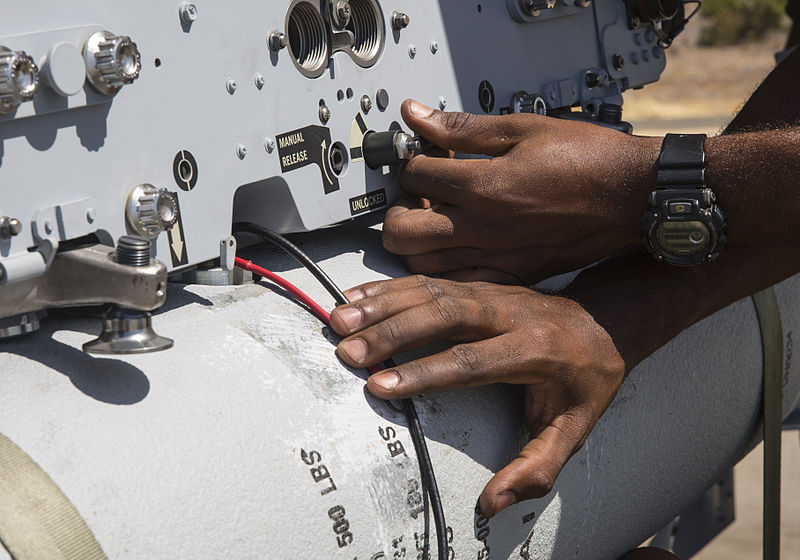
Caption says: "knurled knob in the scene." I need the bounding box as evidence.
[127,184,180,239]
[83,30,141,95]
[0,46,39,114]
[509,91,547,116]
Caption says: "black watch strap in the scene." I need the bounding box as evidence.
[657,133,706,190]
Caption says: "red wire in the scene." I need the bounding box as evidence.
[235,257,330,324]
[235,257,381,374]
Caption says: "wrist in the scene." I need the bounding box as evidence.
[607,134,661,249]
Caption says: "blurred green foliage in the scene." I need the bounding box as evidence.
[699,0,788,45]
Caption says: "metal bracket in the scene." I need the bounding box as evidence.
[0,243,166,318]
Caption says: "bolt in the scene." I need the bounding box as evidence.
[439,97,447,109]
[254,73,265,89]
[334,0,352,28]
[86,208,96,223]
[408,44,417,58]
[226,78,237,94]
[268,31,286,52]
[360,95,372,113]
[264,137,276,153]
[180,2,198,24]
[319,104,331,124]
[0,217,22,240]
[237,144,247,159]
[392,11,410,30]
[430,40,439,54]
[585,71,602,88]
[116,235,151,267]
[612,53,625,71]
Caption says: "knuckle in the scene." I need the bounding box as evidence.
[374,317,402,344]
[382,220,412,254]
[419,276,445,299]
[441,111,476,135]
[524,468,556,497]
[448,343,481,376]
[429,295,463,324]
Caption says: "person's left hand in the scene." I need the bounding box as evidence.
[329,275,626,517]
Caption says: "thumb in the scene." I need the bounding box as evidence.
[478,416,585,517]
[400,99,533,156]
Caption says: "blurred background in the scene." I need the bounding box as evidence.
[624,2,799,557]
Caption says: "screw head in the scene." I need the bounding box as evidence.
[430,40,439,54]
[254,73,265,89]
[585,71,602,88]
[86,208,96,223]
[180,3,198,24]
[612,53,625,71]
[439,97,447,109]
[226,78,237,94]
[392,11,410,30]
[268,31,286,52]
[44,220,53,235]
[360,95,372,113]
[319,104,331,123]
[264,137,276,153]
[237,144,247,159]
[408,44,417,58]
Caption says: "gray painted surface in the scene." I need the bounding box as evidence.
[1,0,666,279]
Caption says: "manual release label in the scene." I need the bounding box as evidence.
[349,189,387,216]
[275,125,340,194]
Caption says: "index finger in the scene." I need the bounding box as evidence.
[364,334,535,399]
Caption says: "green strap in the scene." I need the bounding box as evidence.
[0,433,107,560]
[752,288,783,560]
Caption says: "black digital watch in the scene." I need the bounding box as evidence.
[641,133,726,265]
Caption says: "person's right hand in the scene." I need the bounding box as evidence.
[383,100,661,284]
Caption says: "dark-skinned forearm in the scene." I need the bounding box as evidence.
[564,47,800,372]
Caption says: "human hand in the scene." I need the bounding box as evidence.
[329,275,625,517]
[383,100,661,284]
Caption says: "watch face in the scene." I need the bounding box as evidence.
[656,220,710,256]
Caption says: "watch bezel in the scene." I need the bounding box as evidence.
[642,188,727,266]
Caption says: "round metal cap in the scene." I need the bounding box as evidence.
[83,31,141,95]
[127,184,180,239]
[0,47,40,114]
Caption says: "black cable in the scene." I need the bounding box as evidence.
[233,222,348,305]
[233,222,448,560]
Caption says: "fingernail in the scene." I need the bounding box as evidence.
[409,100,434,118]
[340,338,367,364]
[336,306,362,331]
[345,289,365,302]
[492,491,517,515]
[371,371,400,391]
